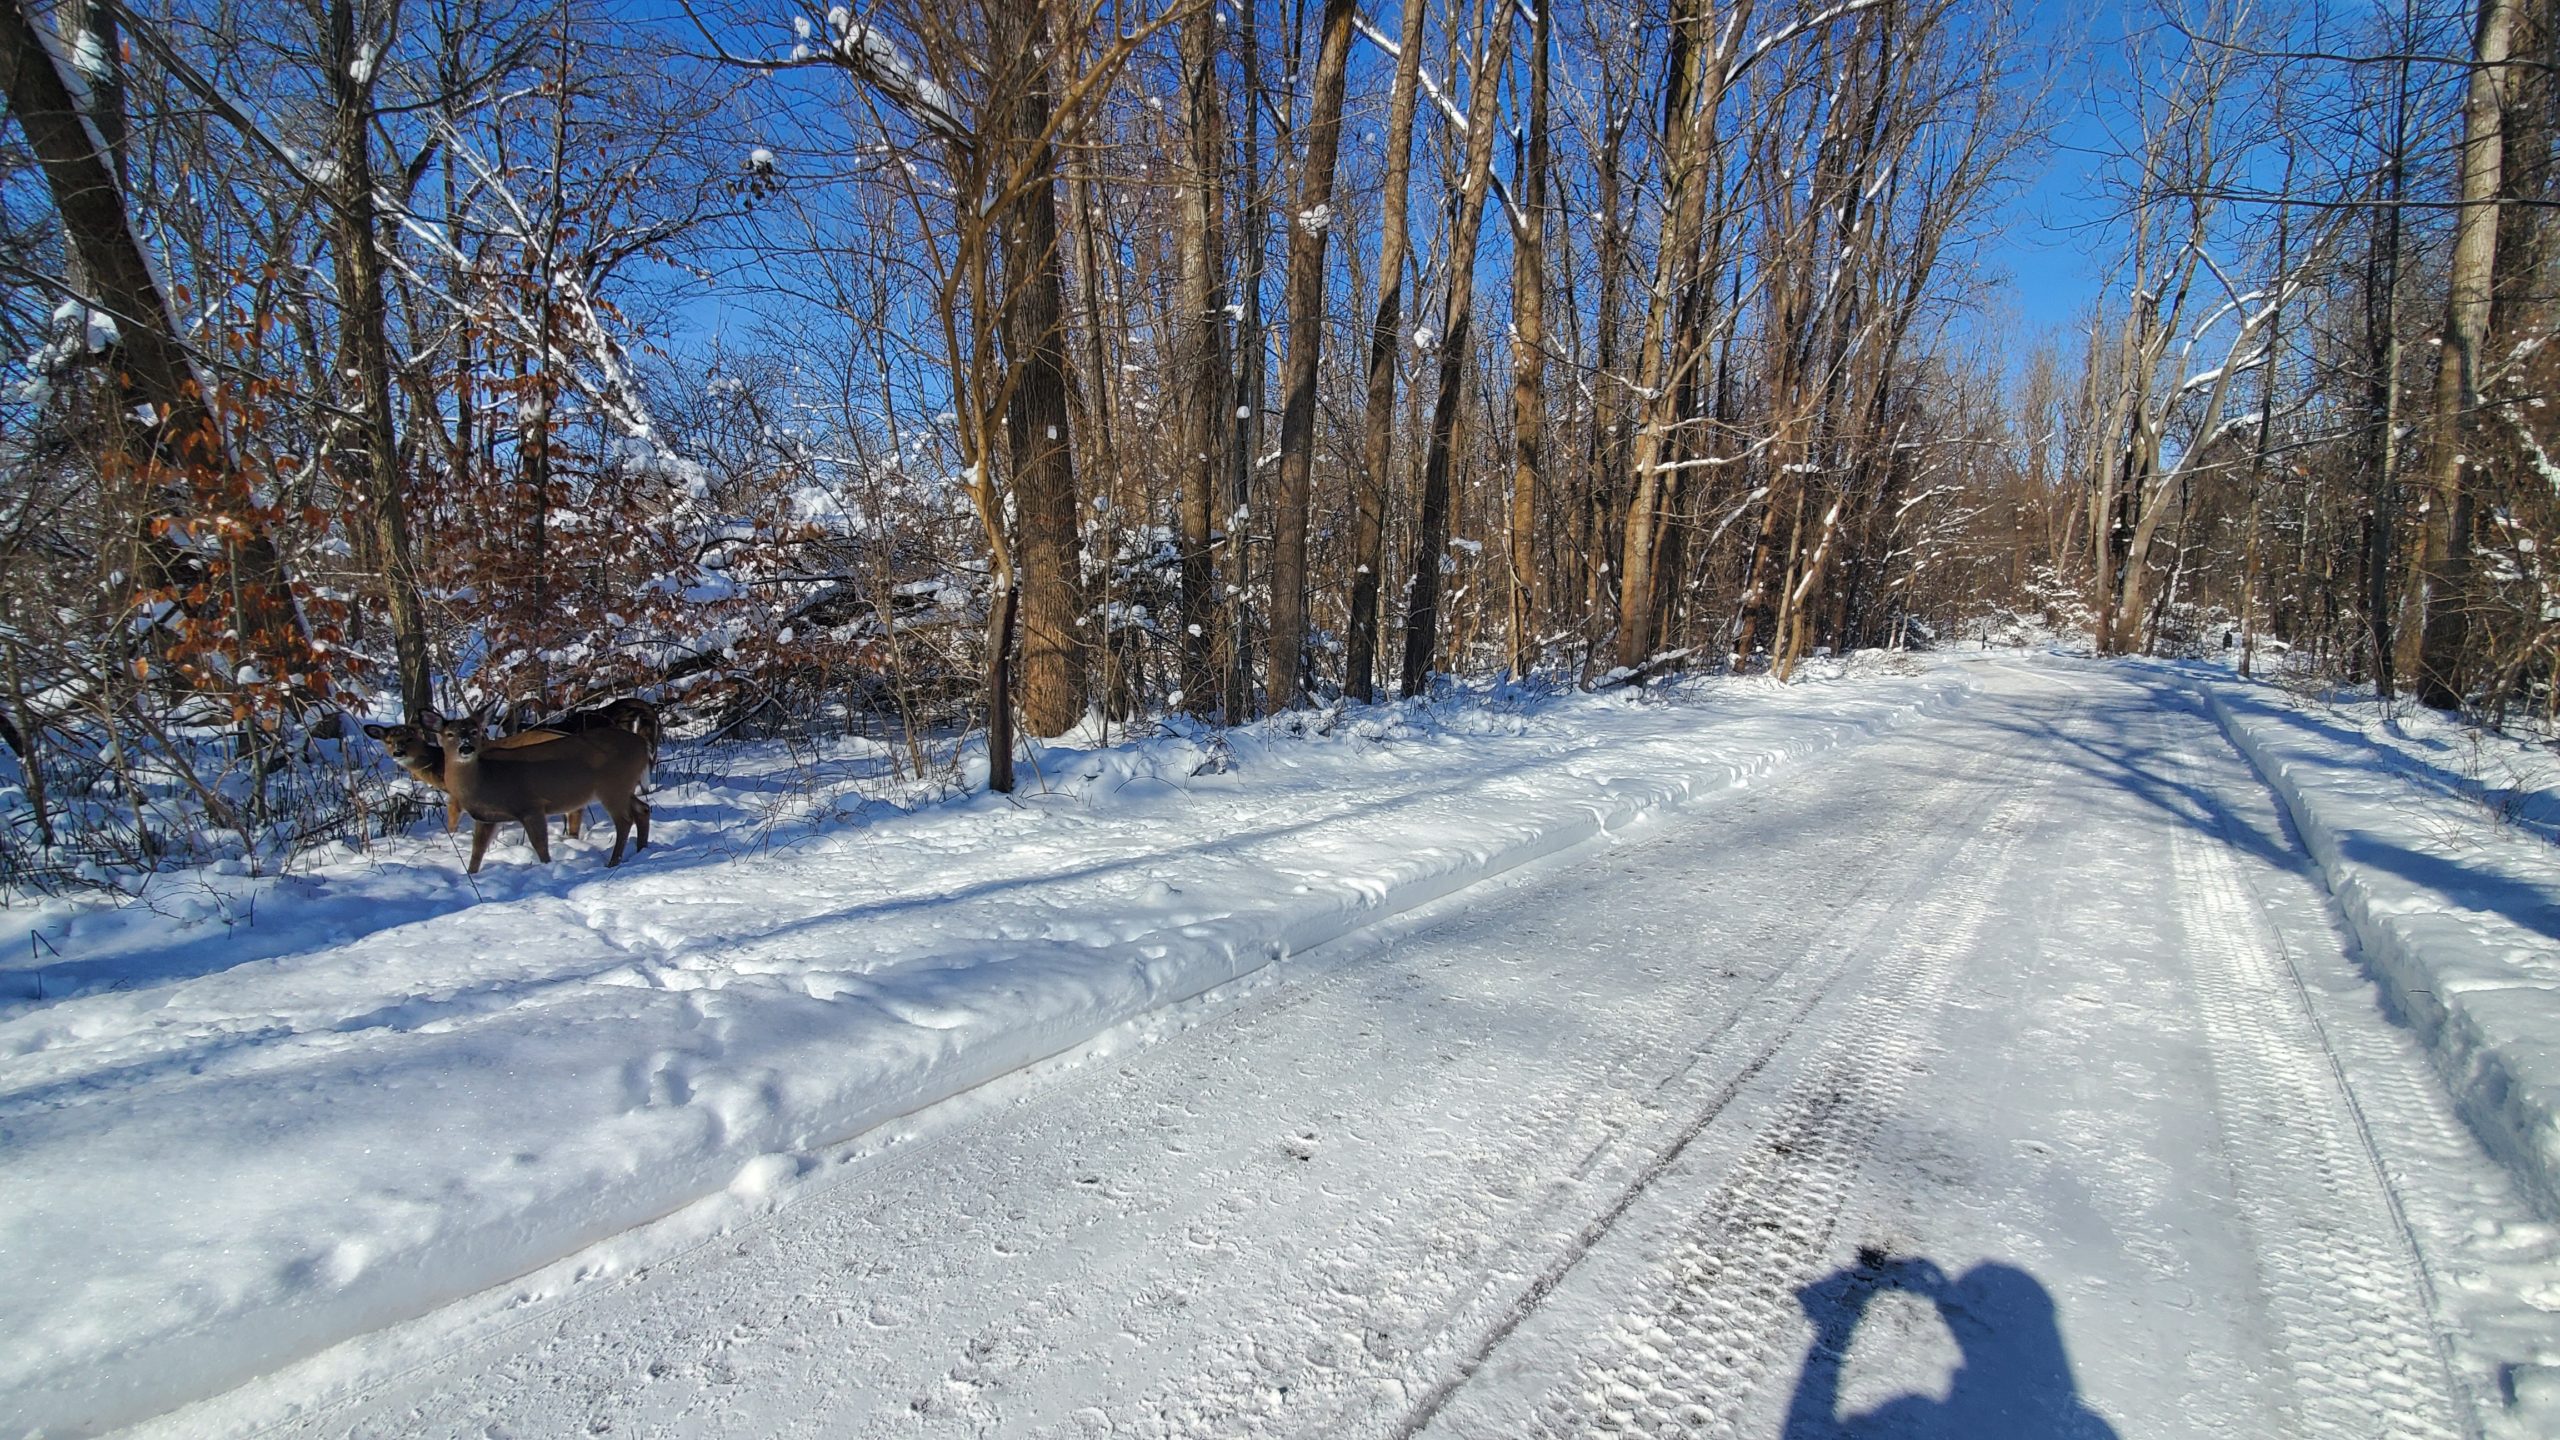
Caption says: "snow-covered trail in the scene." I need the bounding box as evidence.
[134,663,2542,1438]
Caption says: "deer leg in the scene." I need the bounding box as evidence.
[634,796,650,851]
[523,815,552,864]
[444,794,461,834]
[603,798,631,867]
[467,819,497,874]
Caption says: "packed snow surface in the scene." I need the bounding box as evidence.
[2,660,1958,1435]
[5,654,2559,1438]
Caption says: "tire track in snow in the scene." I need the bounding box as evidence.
[1402,740,2053,1438]
[2158,716,2470,1439]
[2188,722,2560,1438]
[225,693,2005,1440]
[1029,732,2030,1440]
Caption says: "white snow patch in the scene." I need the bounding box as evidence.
[0,662,1967,1433]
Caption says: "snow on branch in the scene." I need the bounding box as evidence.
[1352,12,1466,134]
[2491,401,2560,499]
[1723,0,1885,89]
[1352,10,1527,236]
[828,13,963,135]
[434,131,671,454]
[682,5,961,137]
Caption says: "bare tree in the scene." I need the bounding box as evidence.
[1173,0,1230,718]
[1506,0,1550,678]
[1266,0,1355,710]
[2415,0,2518,708]
[1345,0,1429,703]
[1396,0,1514,696]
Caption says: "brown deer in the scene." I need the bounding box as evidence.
[362,720,587,836]
[542,697,662,757]
[429,706,653,873]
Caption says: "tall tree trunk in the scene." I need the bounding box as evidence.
[326,0,430,719]
[1001,6,1086,737]
[1065,126,1129,717]
[2365,25,2412,696]
[1226,0,1268,721]
[1174,0,1230,719]
[1582,83,1630,681]
[2416,0,2518,709]
[1614,0,1739,671]
[1346,0,1430,703]
[1397,0,1517,696]
[1267,0,1356,709]
[1506,0,1551,680]
[2238,154,2295,681]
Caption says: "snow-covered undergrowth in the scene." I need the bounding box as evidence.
[0,657,1965,1436]
[2186,665,2560,1216]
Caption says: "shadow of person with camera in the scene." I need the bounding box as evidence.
[1784,1249,2119,1439]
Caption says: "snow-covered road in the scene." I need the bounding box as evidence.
[128,661,2554,1439]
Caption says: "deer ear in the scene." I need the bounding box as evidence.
[361,723,391,740]
[470,700,502,734]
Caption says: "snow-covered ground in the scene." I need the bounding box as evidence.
[1,658,1962,1436]
[2183,664,2560,1215]
[5,653,2558,1438]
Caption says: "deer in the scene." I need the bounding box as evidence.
[526,696,662,757]
[362,719,588,836]
[367,698,661,834]
[429,705,653,874]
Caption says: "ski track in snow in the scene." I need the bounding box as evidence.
[24,657,2560,1438]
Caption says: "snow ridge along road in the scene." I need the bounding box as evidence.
[3,666,1966,1436]
[127,658,2533,1439]
[2189,670,2560,1218]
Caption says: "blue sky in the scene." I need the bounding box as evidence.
[1955,2,2147,352]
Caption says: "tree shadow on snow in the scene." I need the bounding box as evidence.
[1784,1251,2118,1440]
[2169,667,2560,850]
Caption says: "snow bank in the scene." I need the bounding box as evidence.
[2190,670,2560,1217]
[0,661,1965,1436]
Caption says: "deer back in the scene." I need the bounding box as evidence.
[535,698,662,755]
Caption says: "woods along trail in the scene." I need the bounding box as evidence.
[136,665,2533,1438]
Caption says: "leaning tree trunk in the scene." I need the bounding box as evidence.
[1346,0,1430,703]
[0,0,307,681]
[1397,0,1518,696]
[1267,0,1357,710]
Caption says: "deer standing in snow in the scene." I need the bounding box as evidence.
[430,705,653,873]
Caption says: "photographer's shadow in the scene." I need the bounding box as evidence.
[1785,1251,2118,1439]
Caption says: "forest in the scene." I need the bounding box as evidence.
[2,0,2556,885]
